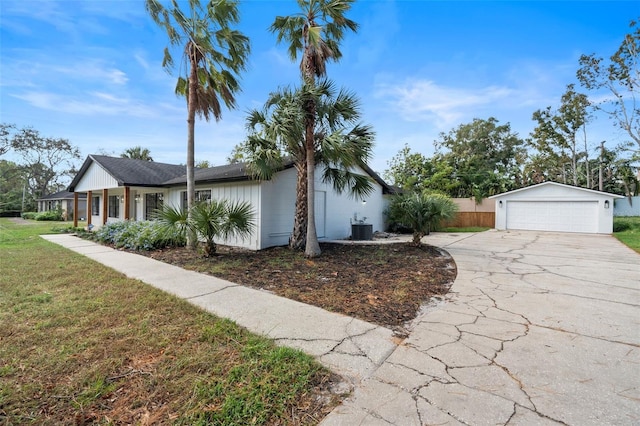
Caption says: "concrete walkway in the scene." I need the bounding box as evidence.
[41,234,398,385]
[42,231,640,425]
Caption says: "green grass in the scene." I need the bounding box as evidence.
[613,216,640,253]
[0,218,338,424]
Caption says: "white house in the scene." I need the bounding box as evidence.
[490,182,623,234]
[68,155,395,250]
[37,190,87,221]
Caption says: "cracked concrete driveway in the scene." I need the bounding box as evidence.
[322,230,640,425]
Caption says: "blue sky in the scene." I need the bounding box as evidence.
[1,0,637,176]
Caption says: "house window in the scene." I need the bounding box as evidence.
[108,195,119,218]
[145,192,164,220]
[92,197,100,216]
[181,190,212,210]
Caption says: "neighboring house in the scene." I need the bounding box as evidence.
[490,182,623,234]
[68,155,395,250]
[37,190,87,221]
[614,196,640,217]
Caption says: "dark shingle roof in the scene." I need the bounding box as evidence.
[163,162,251,185]
[68,155,396,194]
[69,155,186,191]
[37,190,87,201]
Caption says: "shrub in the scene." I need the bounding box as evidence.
[35,210,64,221]
[21,212,38,220]
[156,201,255,257]
[386,192,458,245]
[92,220,185,251]
[613,221,631,233]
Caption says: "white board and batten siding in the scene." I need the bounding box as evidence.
[315,167,386,241]
[166,181,263,251]
[179,165,388,250]
[73,162,120,192]
[490,182,622,234]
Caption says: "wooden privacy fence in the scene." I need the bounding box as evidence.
[442,211,495,228]
[441,198,496,228]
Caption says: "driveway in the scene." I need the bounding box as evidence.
[323,230,640,425]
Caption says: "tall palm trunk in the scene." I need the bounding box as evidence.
[186,42,198,249]
[289,161,307,250]
[304,98,321,257]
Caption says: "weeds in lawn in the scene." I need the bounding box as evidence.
[0,218,341,424]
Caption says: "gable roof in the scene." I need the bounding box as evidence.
[163,162,254,185]
[360,163,397,195]
[68,155,396,194]
[68,155,186,191]
[37,190,87,201]
[488,181,624,199]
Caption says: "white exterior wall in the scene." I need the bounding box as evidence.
[166,181,263,250]
[74,163,119,191]
[492,183,619,234]
[315,165,386,240]
[260,168,297,248]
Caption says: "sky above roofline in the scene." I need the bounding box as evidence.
[1,1,637,177]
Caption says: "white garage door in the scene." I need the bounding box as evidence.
[506,201,598,233]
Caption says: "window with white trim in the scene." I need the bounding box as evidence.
[145,193,164,220]
[108,195,119,218]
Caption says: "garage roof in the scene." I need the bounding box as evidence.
[489,182,624,199]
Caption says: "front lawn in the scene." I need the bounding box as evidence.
[0,218,340,424]
[613,216,640,253]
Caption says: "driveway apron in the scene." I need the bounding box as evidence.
[322,230,640,425]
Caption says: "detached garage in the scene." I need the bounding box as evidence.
[490,182,623,234]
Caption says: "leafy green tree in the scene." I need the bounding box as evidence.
[598,145,639,196]
[0,123,15,157]
[242,80,375,250]
[387,193,458,246]
[156,200,254,257]
[226,146,246,164]
[384,144,459,195]
[0,160,25,214]
[530,84,591,186]
[146,0,250,248]
[195,160,212,169]
[271,0,358,257]
[4,124,81,209]
[120,146,153,161]
[577,19,640,151]
[435,118,526,200]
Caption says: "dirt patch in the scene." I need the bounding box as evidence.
[7,217,32,225]
[145,241,457,334]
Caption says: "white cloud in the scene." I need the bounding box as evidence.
[12,91,159,118]
[51,62,128,85]
[375,79,515,128]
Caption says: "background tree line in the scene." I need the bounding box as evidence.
[385,19,640,200]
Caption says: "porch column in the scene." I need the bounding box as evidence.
[87,191,92,227]
[124,186,130,220]
[73,193,79,227]
[102,189,108,225]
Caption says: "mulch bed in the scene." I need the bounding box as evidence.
[144,241,457,334]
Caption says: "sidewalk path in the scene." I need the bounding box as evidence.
[43,231,640,425]
[41,234,397,385]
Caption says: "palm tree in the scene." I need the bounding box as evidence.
[243,80,375,250]
[271,0,358,257]
[146,0,250,248]
[389,193,459,246]
[120,146,153,161]
[156,200,254,257]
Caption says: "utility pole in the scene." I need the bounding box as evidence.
[599,141,604,192]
